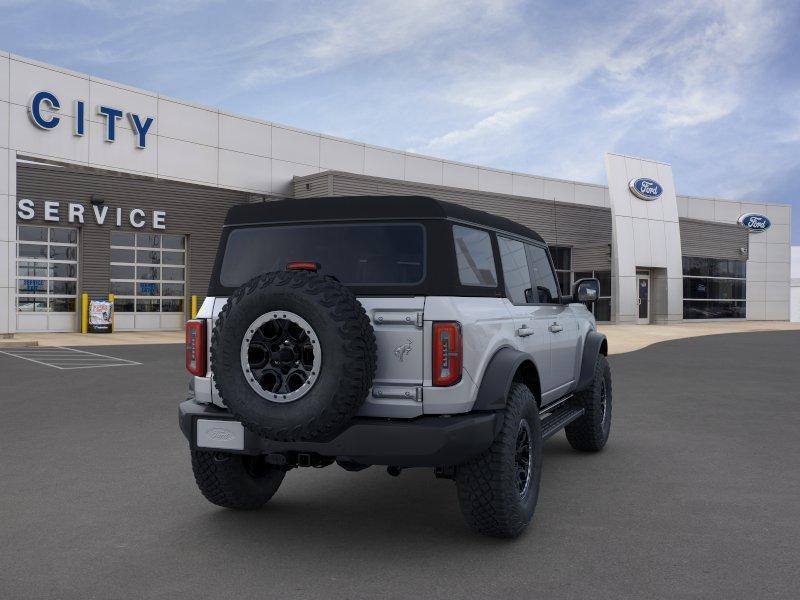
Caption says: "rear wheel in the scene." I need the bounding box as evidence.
[455,383,542,538]
[190,451,285,510]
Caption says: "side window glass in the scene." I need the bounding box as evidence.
[453,225,497,287]
[498,236,533,304]
[525,244,560,304]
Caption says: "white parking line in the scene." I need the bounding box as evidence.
[0,346,141,370]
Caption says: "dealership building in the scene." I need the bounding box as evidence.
[0,52,793,334]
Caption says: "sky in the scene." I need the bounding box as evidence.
[1,0,799,242]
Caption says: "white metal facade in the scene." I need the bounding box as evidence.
[0,51,793,333]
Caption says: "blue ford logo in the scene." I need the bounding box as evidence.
[628,178,663,201]
[737,213,771,233]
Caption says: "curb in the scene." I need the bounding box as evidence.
[0,340,39,349]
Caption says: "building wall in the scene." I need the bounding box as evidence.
[0,50,793,332]
[677,194,792,320]
[16,162,247,298]
[604,153,683,323]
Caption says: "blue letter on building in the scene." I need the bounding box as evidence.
[97,105,124,142]
[73,100,85,136]
[128,113,155,149]
[29,91,61,129]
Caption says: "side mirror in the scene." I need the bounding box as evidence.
[573,278,600,303]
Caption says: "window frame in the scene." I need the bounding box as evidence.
[681,255,746,320]
[15,225,79,314]
[110,232,186,315]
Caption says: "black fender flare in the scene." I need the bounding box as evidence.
[576,331,608,392]
[472,347,539,411]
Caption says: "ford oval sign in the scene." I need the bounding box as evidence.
[628,178,663,201]
[737,213,771,233]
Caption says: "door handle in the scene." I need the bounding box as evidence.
[516,325,535,337]
[548,322,563,333]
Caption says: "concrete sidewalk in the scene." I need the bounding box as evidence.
[599,321,800,354]
[2,321,798,352]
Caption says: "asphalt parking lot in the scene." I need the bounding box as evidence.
[1,331,799,600]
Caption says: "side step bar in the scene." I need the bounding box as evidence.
[540,404,585,441]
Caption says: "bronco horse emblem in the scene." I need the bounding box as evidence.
[394,338,413,362]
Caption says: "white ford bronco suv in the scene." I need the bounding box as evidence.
[179,196,611,538]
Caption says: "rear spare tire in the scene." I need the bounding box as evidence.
[211,270,377,441]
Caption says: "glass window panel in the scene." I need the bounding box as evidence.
[161,251,184,265]
[136,299,160,312]
[136,266,159,280]
[51,263,77,278]
[49,280,76,295]
[498,237,532,304]
[110,248,135,263]
[137,234,160,248]
[682,256,746,279]
[161,235,185,250]
[137,249,161,265]
[596,271,611,297]
[549,246,571,271]
[161,283,184,297]
[50,228,77,244]
[110,265,135,279]
[574,271,593,282]
[17,279,47,294]
[19,244,48,259]
[161,299,184,312]
[111,232,136,247]
[18,226,48,242]
[683,278,745,300]
[525,244,560,304]
[50,246,77,261]
[221,223,425,287]
[17,262,50,277]
[594,298,611,321]
[49,298,76,313]
[452,225,497,287]
[137,282,160,296]
[17,297,47,312]
[114,298,135,312]
[161,267,185,281]
[111,281,135,296]
[683,300,746,319]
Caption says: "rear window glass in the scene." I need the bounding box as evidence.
[453,225,497,287]
[219,223,425,288]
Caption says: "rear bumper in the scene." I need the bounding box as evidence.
[179,400,499,468]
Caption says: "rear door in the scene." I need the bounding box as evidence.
[356,297,426,418]
[496,236,551,381]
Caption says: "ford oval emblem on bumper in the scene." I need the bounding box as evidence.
[628,178,663,201]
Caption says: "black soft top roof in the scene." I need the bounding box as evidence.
[223,195,544,243]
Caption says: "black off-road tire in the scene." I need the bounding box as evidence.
[191,450,285,510]
[211,271,377,442]
[565,353,612,452]
[455,383,542,538]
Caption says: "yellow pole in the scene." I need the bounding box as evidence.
[191,295,198,319]
[81,293,89,334]
[108,293,115,332]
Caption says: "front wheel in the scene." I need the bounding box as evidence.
[455,383,542,538]
[191,451,285,510]
[565,354,612,452]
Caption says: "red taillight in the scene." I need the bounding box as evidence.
[286,261,319,271]
[185,319,206,376]
[432,321,462,387]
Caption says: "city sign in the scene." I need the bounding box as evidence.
[28,90,155,148]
